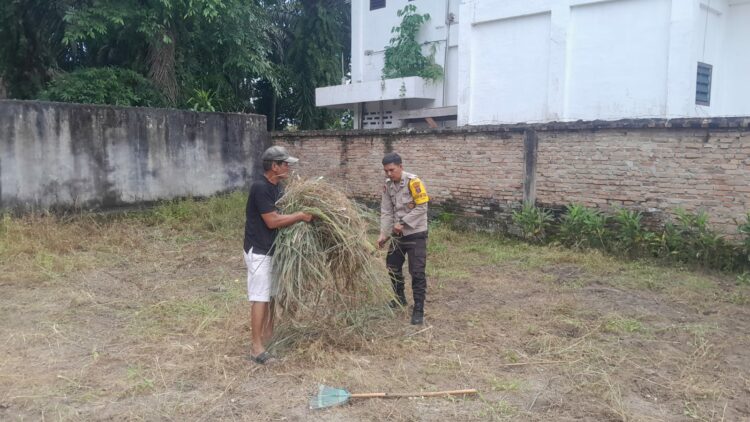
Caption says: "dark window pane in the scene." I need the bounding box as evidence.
[370,0,385,10]
[696,62,712,106]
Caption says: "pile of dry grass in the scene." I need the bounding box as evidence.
[271,176,394,348]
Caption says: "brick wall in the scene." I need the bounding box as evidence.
[273,118,750,236]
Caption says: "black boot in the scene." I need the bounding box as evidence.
[390,290,407,308]
[389,276,407,308]
[411,301,424,325]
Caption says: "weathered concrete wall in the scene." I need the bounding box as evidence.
[0,100,268,210]
[273,117,750,236]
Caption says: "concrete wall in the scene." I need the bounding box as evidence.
[565,0,671,120]
[456,0,750,125]
[273,117,750,236]
[723,1,750,116]
[0,100,268,210]
[470,12,551,125]
[694,0,726,117]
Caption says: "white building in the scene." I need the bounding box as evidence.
[316,0,750,129]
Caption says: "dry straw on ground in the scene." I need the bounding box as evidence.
[2,195,750,420]
[270,176,394,348]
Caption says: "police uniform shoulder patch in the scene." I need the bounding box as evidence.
[408,177,429,205]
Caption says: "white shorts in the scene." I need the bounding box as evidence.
[244,248,275,302]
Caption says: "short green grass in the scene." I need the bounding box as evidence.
[488,377,525,392]
[130,283,244,339]
[603,315,646,335]
[427,222,747,305]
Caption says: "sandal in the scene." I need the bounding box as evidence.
[249,351,274,365]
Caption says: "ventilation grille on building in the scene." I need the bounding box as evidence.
[370,0,385,10]
[696,62,712,106]
[363,110,393,128]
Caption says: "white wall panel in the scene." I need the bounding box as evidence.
[469,13,551,124]
[565,0,672,120]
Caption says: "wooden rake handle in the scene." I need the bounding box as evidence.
[349,389,478,399]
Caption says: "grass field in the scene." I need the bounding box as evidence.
[1,193,749,421]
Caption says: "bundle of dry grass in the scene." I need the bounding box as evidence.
[271,176,394,347]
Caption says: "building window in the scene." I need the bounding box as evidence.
[370,0,385,10]
[696,62,712,106]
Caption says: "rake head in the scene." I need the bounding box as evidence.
[309,384,351,410]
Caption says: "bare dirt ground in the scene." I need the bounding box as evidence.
[1,202,749,421]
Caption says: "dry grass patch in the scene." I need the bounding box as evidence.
[1,198,749,421]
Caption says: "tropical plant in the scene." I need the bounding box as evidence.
[287,0,350,129]
[512,203,553,243]
[558,204,607,249]
[654,209,737,270]
[251,0,351,130]
[382,4,443,82]
[39,67,165,107]
[612,209,651,256]
[739,212,750,263]
[187,89,217,112]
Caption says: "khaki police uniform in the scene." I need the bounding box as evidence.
[381,171,429,318]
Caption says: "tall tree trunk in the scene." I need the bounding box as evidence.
[148,30,178,104]
[270,92,277,131]
[0,77,7,99]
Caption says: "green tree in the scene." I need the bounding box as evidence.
[244,0,297,128]
[1,0,351,128]
[287,0,350,129]
[0,0,69,99]
[254,0,350,130]
[39,67,165,107]
[62,0,275,109]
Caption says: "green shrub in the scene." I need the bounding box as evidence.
[512,203,553,243]
[645,222,674,259]
[436,211,457,225]
[39,67,166,107]
[187,88,217,112]
[739,212,750,264]
[506,202,748,273]
[656,209,737,270]
[612,209,651,257]
[558,204,607,249]
[382,5,444,82]
[675,209,721,267]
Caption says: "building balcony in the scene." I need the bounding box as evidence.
[315,76,439,109]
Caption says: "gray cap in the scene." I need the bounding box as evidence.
[261,146,299,163]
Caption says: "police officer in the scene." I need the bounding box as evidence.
[376,152,429,325]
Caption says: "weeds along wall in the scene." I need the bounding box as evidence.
[273,118,750,237]
[0,100,269,210]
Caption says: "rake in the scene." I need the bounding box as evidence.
[310,384,478,410]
